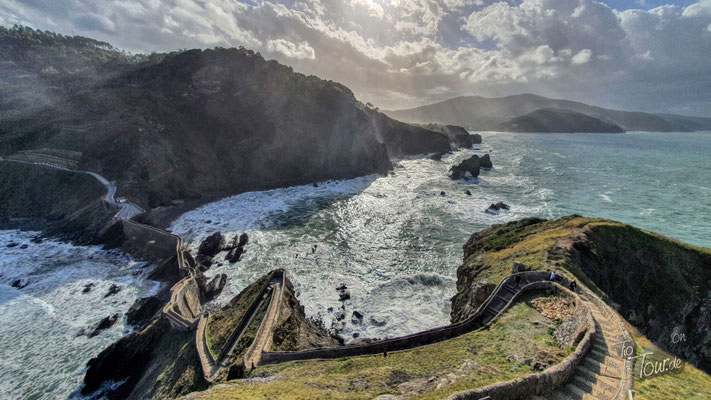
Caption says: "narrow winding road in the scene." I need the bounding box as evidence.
[0,157,144,220]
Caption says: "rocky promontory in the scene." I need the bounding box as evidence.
[451,215,711,375]
[1,26,460,218]
[82,271,336,399]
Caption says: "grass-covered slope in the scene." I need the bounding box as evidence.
[206,274,271,359]
[451,215,711,396]
[183,292,572,400]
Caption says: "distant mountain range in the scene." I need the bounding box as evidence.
[385,94,711,133]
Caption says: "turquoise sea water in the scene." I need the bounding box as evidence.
[0,131,709,399]
[484,131,711,248]
[171,131,711,341]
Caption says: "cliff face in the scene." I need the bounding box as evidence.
[451,216,711,375]
[0,162,115,243]
[83,271,336,399]
[270,277,342,351]
[1,27,453,211]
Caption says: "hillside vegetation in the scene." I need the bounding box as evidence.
[183,293,571,400]
[496,108,624,133]
[0,26,458,213]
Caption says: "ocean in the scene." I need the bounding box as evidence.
[1,131,709,398]
[169,131,711,342]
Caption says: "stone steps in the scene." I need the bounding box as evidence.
[563,382,606,400]
[569,373,618,399]
[576,365,622,381]
[549,389,577,400]
[582,357,623,379]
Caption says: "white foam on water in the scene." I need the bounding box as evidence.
[171,152,545,341]
[0,230,158,399]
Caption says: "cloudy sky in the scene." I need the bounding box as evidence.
[2,0,710,115]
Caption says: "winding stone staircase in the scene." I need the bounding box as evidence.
[524,289,634,400]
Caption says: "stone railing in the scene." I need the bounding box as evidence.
[259,271,572,365]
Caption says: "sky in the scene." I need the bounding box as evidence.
[1,0,710,116]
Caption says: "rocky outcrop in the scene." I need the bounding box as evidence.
[448,155,482,180]
[451,215,711,376]
[441,125,476,148]
[197,233,226,257]
[430,151,447,161]
[200,273,228,300]
[479,154,492,168]
[80,313,121,338]
[270,277,343,351]
[126,295,166,331]
[485,202,509,214]
[367,112,451,158]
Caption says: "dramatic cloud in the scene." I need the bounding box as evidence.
[1,0,709,115]
[267,38,316,59]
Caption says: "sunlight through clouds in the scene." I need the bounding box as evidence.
[1,0,709,114]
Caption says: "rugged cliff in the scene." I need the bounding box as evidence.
[0,162,115,243]
[83,272,336,399]
[451,216,711,375]
[1,26,456,213]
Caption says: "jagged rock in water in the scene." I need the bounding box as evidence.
[430,151,446,161]
[465,190,472,196]
[226,246,244,263]
[11,279,28,289]
[196,254,214,269]
[126,296,164,330]
[485,202,510,215]
[335,311,346,321]
[198,232,225,257]
[104,284,122,298]
[479,154,492,168]
[448,155,481,180]
[203,273,228,300]
[80,313,121,338]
